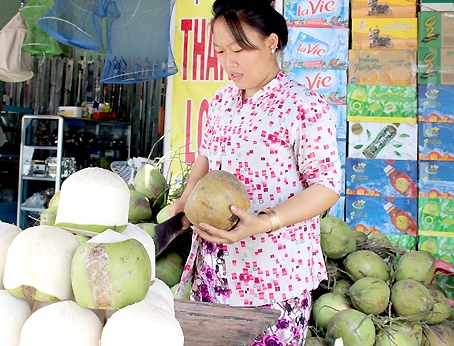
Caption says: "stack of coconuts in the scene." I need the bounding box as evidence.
[0,166,186,346]
[305,216,454,346]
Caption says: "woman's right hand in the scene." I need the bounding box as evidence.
[168,199,192,229]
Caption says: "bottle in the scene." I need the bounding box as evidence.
[384,165,417,198]
[384,202,417,235]
[362,123,400,159]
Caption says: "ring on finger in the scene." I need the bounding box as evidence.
[220,238,223,245]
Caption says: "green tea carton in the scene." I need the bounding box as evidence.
[348,121,418,160]
[419,12,454,48]
[347,85,417,123]
[348,49,417,86]
[351,18,418,50]
[418,47,454,85]
[388,234,417,251]
[418,197,454,235]
[351,0,417,18]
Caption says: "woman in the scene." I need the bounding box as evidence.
[170,0,341,344]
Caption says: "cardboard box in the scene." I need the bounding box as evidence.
[282,27,349,69]
[351,0,417,18]
[346,195,418,235]
[433,274,454,300]
[285,67,347,104]
[351,18,418,50]
[347,85,417,123]
[348,49,417,86]
[419,160,454,199]
[328,196,345,220]
[337,139,346,167]
[418,197,454,234]
[331,104,347,140]
[419,12,454,48]
[387,234,417,251]
[421,3,454,12]
[418,47,454,85]
[418,122,454,161]
[346,158,418,198]
[418,85,454,123]
[348,121,418,160]
[284,0,349,28]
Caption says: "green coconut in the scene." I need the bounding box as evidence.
[343,250,390,282]
[425,287,453,324]
[136,222,158,247]
[312,292,351,330]
[48,190,61,209]
[0,221,21,290]
[71,230,151,310]
[391,279,434,322]
[353,230,368,243]
[128,190,152,223]
[325,309,375,346]
[155,251,185,287]
[332,279,353,297]
[304,337,329,346]
[368,233,392,248]
[392,321,423,345]
[421,322,454,346]
[320,216,356,259]
[394,250,436,285]
[184,170,250,231]
[55,167,129,233]
[134,164,168,206]
[349,277,390,315]
[40,206,58,226]
[156,205,171,224]
[375,327,418,346]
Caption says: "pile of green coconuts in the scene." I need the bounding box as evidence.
[305,216,454,346]
[0,165,189,346]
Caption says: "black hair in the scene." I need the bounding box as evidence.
[211,0,288,51]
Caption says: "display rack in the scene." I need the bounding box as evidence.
[17,115,131,229]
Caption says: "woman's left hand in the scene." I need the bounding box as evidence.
[193,205,271,245]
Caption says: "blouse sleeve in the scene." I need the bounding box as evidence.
[290,92,342,196]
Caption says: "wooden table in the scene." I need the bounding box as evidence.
[174,300,281,346]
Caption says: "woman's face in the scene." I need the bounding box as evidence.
[212,19,280,99]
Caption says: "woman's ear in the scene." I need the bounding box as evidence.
[266,33,279,51]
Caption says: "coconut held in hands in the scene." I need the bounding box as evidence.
[184,170,250,231]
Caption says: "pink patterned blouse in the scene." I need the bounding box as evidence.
[178,70,342,307]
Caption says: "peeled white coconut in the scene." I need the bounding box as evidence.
[0,221,21,289]
[20,300,102,346]
[143,286,174,316]
[3,225,80,301]
[121,223,156,279]
[149,278,175,309]
[71,229,151,310]
[55,167,130,233]
[101,300,184,346]
[0,289,32,346]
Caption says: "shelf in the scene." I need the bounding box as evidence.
[0,154,20,158]
[22,175,56,181]
[23,145,58,150]
[20,206,45,213]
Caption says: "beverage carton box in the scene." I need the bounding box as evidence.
[418,47,454,85]
[419,235,454,265]
[347,85,417,123]
[284,0,349,28]
[419,12,454,48]
[421,2,454,12]
[419,160,454,199]
[282,27,349,69]
[346,158,418,198]
[434,272,454,300]
[351,0,417,18]
[418,197,454,234]
[418,85,454,123]
[418,122,454,161]
[340,167,345,196]
[351,18,418,50]
[348,49,417,86]
[331,104,347,140]
[348,121,418,160]
[327,196,345,220]
[337,139,346,167]
[387,234,417,251]
[346,195,418,235]
[286,67,347,104]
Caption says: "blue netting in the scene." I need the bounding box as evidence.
[21,0,62,56]
[38,0,107,51]
[100,0,178,84]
